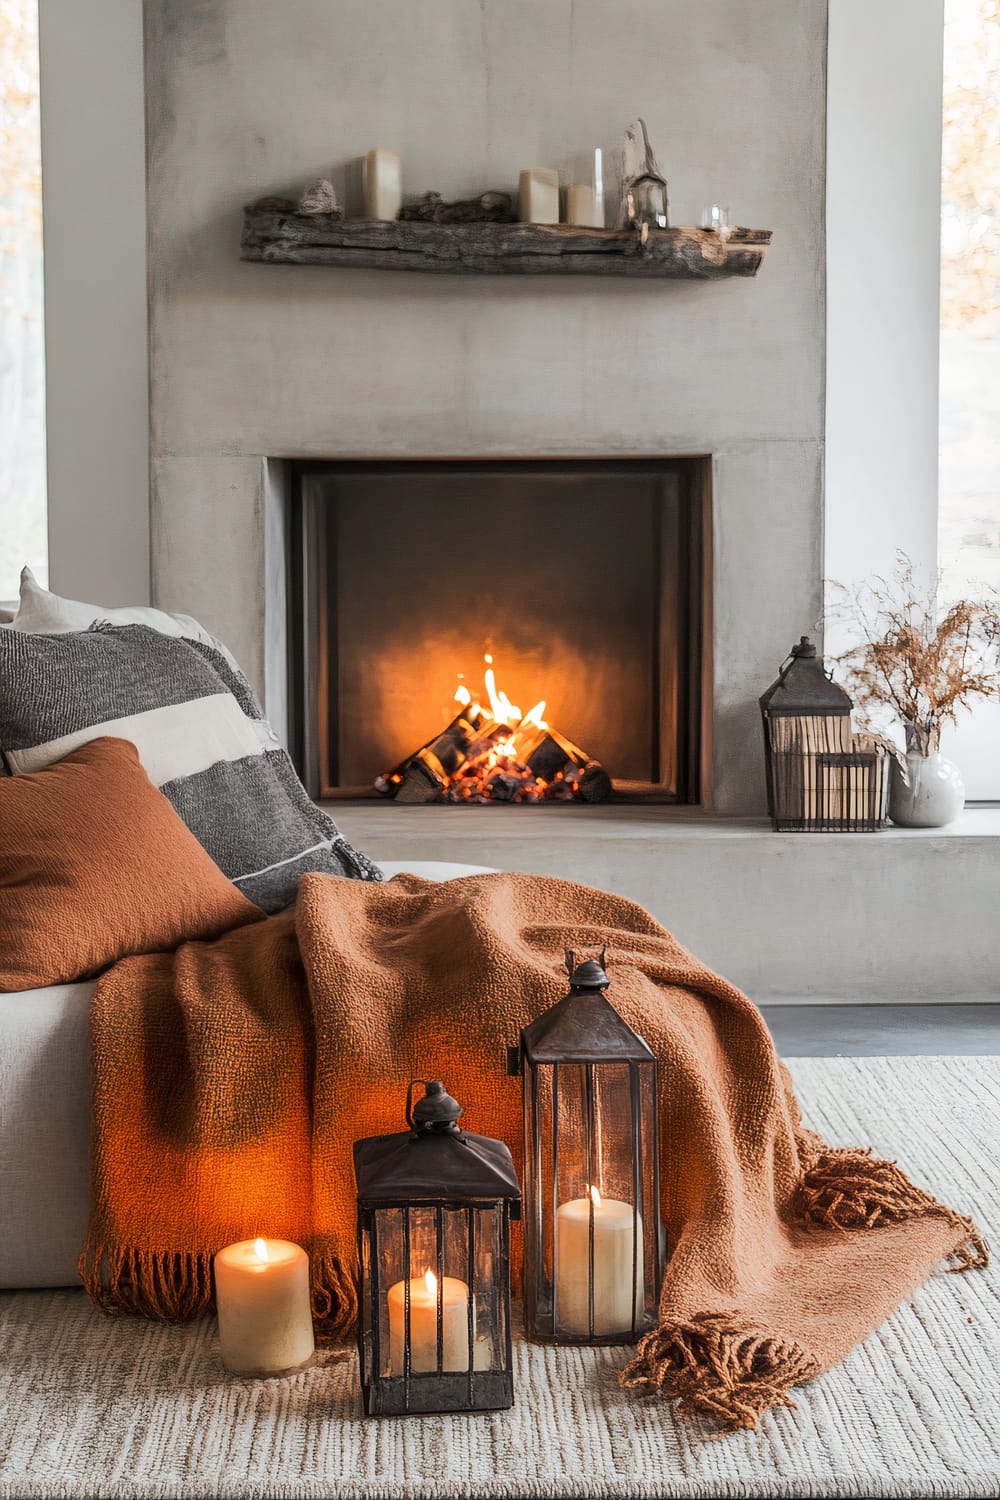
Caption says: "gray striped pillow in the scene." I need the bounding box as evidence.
[0,623,382,913]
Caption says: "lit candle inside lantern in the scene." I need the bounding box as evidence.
[387,1268,471,1374]
[555,1186,644,1337]
[214,1237,315,1375]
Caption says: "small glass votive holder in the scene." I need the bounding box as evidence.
[701,204,731,232]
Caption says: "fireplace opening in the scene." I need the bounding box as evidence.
[288,458,710,804]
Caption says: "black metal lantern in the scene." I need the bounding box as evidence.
[760,636,889,832]
[353,1079,520,1416]
[509,950,662,1345]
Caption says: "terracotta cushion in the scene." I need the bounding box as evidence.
[0,737,264,991]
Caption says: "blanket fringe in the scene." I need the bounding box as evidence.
[310,1251,359,1341]
[79,1242,361,1337]
[78,1242,214,1322]
[621,1312,818,1431]
[798,1145,990,1271]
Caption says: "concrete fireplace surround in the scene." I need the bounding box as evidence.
[145,0,824,820]
[141,0,999,1005]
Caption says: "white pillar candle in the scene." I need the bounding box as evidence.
[565,184,603,228]
[214,1237,315,1376]
[555,1186,644,1337]
[363,148,402,220]
[518,168,560,225]
[387,1268,470,1374]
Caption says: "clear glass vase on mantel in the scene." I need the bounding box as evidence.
[888,720,966,828]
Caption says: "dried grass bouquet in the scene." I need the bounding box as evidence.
[829,555,1000,756]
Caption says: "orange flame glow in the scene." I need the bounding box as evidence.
[253,1237,269,1262]
[421,654,585,803]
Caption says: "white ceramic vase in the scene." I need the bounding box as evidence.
[889,748,965,828]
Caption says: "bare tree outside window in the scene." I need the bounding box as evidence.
[939,0,1000,795]
[0,0,46,601]
[940,0,1000,598]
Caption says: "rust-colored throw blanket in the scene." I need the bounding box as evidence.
[82,873,986,1430]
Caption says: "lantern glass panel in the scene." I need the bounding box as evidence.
[523,1056,660,1343]
[472,1205,507,1372]
[359,1200,513,1412]
[354,1080,519,1415]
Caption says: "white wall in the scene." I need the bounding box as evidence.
[825,0,944,608]
[38,0,150,607]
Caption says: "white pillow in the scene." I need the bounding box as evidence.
[12,566,214,645]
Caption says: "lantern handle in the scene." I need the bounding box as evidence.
[405,1078,427,1131]
[775,635,835,686]
[406,1078,464,1135]
[564,945,607,978]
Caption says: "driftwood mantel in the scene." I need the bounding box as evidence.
[241,210,771,279]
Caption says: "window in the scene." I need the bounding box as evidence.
[0,0,46,602]
[939,0,1000,797]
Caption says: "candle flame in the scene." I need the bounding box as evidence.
[253,1237,269,1262]
[589,1185,602,1208]
[424,1268,438,1296]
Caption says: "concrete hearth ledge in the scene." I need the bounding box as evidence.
[328,804,1000,1007]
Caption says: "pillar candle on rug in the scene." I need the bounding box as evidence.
[214,1237,314,1375]
[80,871,988,1432]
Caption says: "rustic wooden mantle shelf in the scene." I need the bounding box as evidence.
[241,210,772,279]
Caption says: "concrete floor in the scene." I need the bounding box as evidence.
[761,1003,1000,1056]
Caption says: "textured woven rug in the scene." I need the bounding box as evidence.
[1,1056,997,1500]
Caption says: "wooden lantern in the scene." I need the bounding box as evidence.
[760,636,889,832]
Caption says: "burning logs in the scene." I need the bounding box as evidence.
[375,661,613,805]
[378,707,507,805]
[519,724,614,804]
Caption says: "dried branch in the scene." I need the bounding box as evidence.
[828,554,1000,754]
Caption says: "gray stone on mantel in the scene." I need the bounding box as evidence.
[330,804,1000,1008]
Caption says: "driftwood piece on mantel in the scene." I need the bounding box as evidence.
[241,210,772,279]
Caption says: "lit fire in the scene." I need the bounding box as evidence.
[589,1185,602,1208]
[253,1237,269,1263]
[440,659,566,802]
[375,655,611,805]
[423,1268,438,1297]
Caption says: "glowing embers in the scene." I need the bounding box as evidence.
[375,656,612,804]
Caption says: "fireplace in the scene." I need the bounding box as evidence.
[288,458,711,804]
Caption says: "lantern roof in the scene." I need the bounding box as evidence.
[354,1126,521,1204]
[759,636,853,717]
[521,988,654,1064]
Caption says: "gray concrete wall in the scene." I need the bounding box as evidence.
[39,0,150,607]
[145,0,829,813]
[340,805,1000,1005]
